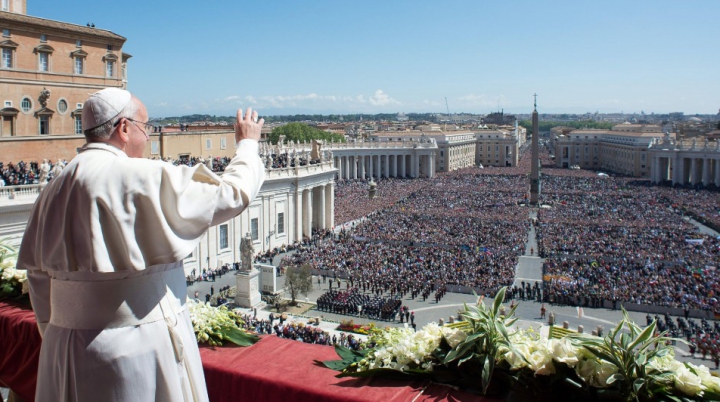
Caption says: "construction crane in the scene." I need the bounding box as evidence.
[445,97,451,131]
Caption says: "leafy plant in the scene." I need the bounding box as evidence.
[567,308,715,401]
[442,286,524,395]
[0,238,27,300]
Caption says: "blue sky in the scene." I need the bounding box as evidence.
[32,0,720,117]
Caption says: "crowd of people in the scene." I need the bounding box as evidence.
[238,312,362,349]
[316,288,401,321]
[1,159,66,186]
[537,174,720,311]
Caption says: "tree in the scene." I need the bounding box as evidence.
[268,123,345,144]
[284,263,314,306]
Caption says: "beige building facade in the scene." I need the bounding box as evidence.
[0,0,128,141]
[552,124,670,177]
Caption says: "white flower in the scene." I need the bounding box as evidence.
[575,357,619,388]
[444,329,467,349]
[528,345,556,376]
[504,343,530,370]
[647,352,681,373]
[687,363,719,393]
[14,268,27,282]
[674,364,706,396]
[549,338,580,368]
[1,266,16,281]
[594,363,619,387]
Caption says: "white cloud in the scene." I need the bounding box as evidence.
[369,89,399,106]
[224,95,240,101]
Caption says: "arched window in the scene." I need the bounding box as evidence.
[21,97,32,113]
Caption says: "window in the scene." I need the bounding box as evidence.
[205,139,212,150]
[151,141,159,155]
[220,137,226,150]
[40,34,47,42]
[107,44,113,51]
[219,224,229,249]
[1,0,7,11]
[1,47,11,68]
[2,29,8,37]
[76,39,82,47]
[74,57,83,74]
[57,99,67,114]
[277,213,285,234]
[3,100,10,108]
[38,52,49,71]
[106,60,114,77]
[74,117,82,134]
[20,98,31,113]
[39,116,49,135]
[250,218,259,241]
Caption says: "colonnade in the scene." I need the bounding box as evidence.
[333,153,434,180]
[295,182,334,239]
[652,154,720,186]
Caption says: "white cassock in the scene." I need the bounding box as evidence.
[17,141,265,402]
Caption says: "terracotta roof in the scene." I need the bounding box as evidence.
[0,11,126,42]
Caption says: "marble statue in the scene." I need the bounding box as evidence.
[240,233,255,271]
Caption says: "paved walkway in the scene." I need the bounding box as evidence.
[514,210,543,286]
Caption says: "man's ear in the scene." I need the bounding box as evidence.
[114,118,130,144]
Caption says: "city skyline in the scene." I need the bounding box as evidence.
[29,0,720,117]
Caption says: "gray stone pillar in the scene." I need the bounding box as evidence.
[314,186,325,230]
[325,183,334,229]
[303,189,312,237]
[702,158,711,186]
[295,190,303,240]
[715,158,720,187]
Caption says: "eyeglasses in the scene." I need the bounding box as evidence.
[126,118,153,139]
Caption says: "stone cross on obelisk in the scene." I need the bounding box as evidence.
[530,94,541,205]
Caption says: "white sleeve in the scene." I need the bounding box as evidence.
[28,270,51,337]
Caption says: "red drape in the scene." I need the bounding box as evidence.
[0,301,490,401]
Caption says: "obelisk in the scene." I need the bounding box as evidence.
[530,94,540,205]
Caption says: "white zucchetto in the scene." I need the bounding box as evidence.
[81,88,132,131]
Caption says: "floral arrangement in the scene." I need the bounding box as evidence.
[187,299,260,347]
[0,239,28,300]
[323,287,720,401]
[337,319,377,335]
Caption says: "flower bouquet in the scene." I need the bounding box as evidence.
[323,287,720,401]
[187,299,260,347]
[337,319,377,335]
[0,239,28,300]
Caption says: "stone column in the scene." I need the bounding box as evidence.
[295,189,303,240]
[702,158,711,186]
[384,154,390,178]
[314,186,326,230]
[358,155,365,179]
[429,152,435,178]
[352,156,358,179]
[336,157,342,179]
[411,154,418,178]
[651,156,659,183]
[715,158,720,187]
[400,155,406,177]
[325,183,334,229]
[303,189,312,237]
[691,158,699,185]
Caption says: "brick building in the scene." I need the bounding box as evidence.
[1,0,129,159]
